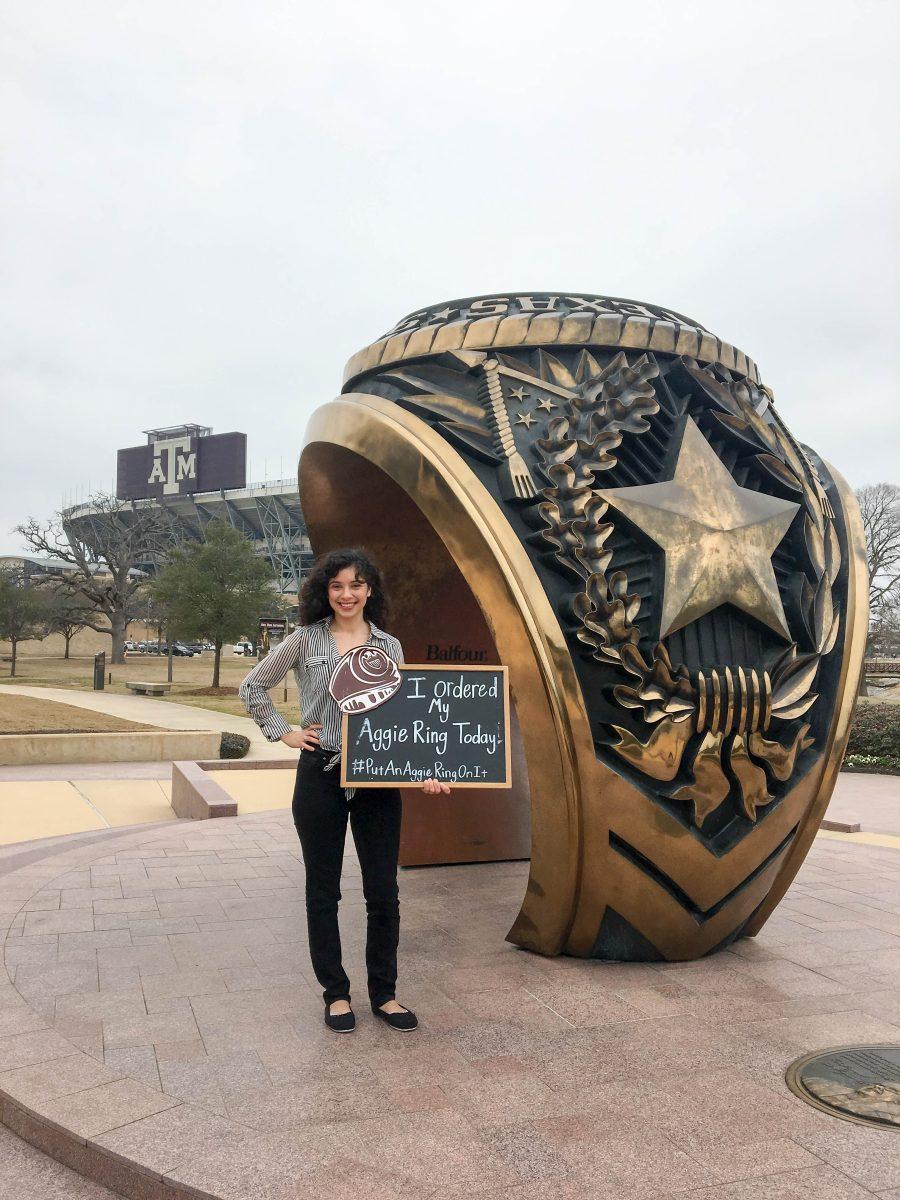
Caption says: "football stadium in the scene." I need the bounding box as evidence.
[62,423,312,594]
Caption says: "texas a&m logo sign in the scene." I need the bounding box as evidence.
[116,427,247,501]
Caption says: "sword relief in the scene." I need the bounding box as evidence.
[478,358,538,502]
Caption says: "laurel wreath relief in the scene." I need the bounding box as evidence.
[531,351,841,829]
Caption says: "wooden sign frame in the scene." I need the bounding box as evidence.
[340,664,512,788]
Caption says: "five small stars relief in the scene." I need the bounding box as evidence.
[535,397,557,412]
[515,410,537,429]
[509,386,528,402]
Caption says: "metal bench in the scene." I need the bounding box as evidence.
[126,681,173,696]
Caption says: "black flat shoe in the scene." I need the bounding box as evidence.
[372,1002,418,1031]
[324,1002,355,1033]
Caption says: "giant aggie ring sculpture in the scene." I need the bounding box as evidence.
[299,293,868,961]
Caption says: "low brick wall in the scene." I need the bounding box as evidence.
[170,757,294,819]
[0,730,221,766]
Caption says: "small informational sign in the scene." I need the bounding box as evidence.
[341,665,511,788]
[257,617,287,656]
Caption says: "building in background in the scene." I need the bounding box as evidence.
[63,424,312,595]
[0,555,84,581]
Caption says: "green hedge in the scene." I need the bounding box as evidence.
[847,703,900,761]
[219,732,250,760]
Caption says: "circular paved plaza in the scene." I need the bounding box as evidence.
[1,812,898,1200]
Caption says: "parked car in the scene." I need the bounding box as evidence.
[232,640,254,656]
[124,640,140,652]
[171,642,196,656]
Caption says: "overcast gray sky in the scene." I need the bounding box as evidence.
[2,1,897,553]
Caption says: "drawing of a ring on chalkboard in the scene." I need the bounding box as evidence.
[328,646,402,713]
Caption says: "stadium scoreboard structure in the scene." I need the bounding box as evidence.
[117,425,247,501]
[65,424,311,595]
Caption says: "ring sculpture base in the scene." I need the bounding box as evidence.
[299,293,868,961]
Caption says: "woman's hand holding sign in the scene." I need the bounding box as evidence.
[422,779,451,795]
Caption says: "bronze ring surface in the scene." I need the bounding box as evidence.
[300,292,868,960]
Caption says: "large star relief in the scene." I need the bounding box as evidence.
[596,418,799,640]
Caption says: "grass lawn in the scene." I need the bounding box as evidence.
[0,694,162,735]
[0,655,302,724]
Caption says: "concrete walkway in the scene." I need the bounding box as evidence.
[0,1123,119,1199]
[0,762,173,782]
[0,815,897,1200]
[0,685,295,761]
[0,688,299,847]
[826,772,899,835]
[0,767,295,847]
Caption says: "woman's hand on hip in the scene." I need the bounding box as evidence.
[281,725,322,751]
[421,778,451,795]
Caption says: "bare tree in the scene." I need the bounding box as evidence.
[17,494,179,664]
[134,583,166,652]
[871,592,900,658]
[43,584,95,659]
[856,482,900,694]
[857,483,900,620]
[0,568,47,677]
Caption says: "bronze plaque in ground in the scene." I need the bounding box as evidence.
[786,1044,900,1128]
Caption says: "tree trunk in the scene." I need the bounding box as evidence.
[110,610,127,664]
[64,631,72,660]
[167,641,174,683]
[10,638,17,678]
[212,641,222,689]
[859,633,875,697]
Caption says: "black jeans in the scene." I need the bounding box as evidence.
[291,747,402,1008]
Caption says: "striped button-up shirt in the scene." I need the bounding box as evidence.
[238,616,404,796]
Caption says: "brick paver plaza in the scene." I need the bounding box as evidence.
[0,810,898,1199]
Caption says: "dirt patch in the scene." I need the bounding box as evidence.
[182,686,240,697]
[0,695,161,735]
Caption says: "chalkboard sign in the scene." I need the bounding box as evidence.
[340,665,511,788]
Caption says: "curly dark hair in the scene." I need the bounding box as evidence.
[298,548,390,628]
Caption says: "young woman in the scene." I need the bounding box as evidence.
[239,548,449,1033]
